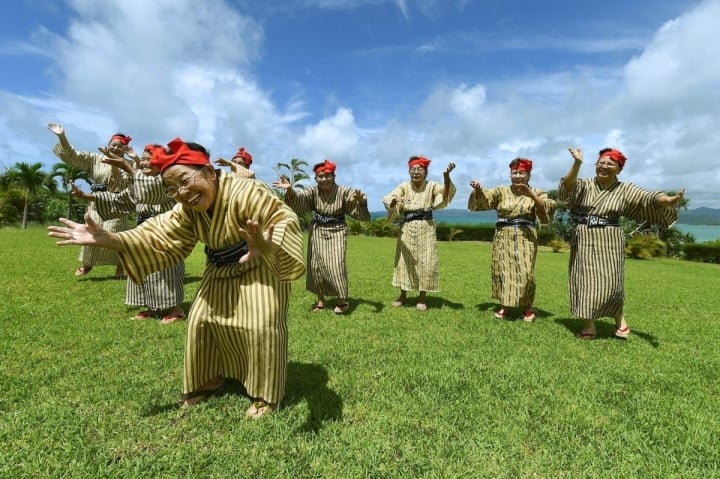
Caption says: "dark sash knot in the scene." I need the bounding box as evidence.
[496,217,536,228]
[90,183,108,192]
[312,213,346,225]
[204,241,249,267]
[571,213,620,228]
[403,209,433,222]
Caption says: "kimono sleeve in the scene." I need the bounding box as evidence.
[53,143,101,176]
[116,205,198,283]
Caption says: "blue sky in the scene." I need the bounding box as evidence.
[1,0,718,210]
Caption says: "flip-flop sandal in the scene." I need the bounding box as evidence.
[75,266,92,276]
[160,314,185,324]
[131,310,155,320]
[615,326,630,339]
[391,299,405,307]
[246,400,277,419]
[179,382,225,408]
[493,308,506,319]
[575,331,597,340]
[522,310,536,322]
[310,303,325,313]
[334,303,350,314]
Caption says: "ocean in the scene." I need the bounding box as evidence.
[370,209,720,242]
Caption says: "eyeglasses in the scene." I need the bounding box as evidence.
[409,167,425,173]
[164,169,203,197]
[596,162,619,168]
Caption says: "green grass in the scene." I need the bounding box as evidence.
[1,227,719,478]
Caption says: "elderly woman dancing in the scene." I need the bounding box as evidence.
[469,157,556,322]
[560,147,684,339]
[383,156,456,311]
[49,138,305,417]
[273,159,370,314]
[48,123,133,278]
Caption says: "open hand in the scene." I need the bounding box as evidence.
[568,147,583,162]
[271,176,292,190]
[47,123,65,136]
[238,220,276,264]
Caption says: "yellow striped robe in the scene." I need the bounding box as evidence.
[94,172,184,311]
[468,185,555,308]
[558,177,677,320]
[285,184,370,298]
[116,173,305,403]
[53,143,131,267]
[383,179,456,292]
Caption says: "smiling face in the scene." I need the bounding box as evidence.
[409,166,427,184]
[139,150,161,176]
[510,168,530,185]
[162,164,217,211]
[315,171,335,191]
[595,156,622,185]
[107,139,128,157]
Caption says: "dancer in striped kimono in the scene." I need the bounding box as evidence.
[273,159,370,314]
[215,146,256,179]
[48,123,132,278]
[468,157,556,322]
[383,156,456,311]
[559,147,684,339]
[73,144,186,323]
[50,138,305,417]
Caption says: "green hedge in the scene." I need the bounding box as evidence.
[682,242,720,264]
[434,222,556,245]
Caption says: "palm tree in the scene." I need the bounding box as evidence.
[6,162,54,229]
[50,162,91,220]
[273,158,310,190]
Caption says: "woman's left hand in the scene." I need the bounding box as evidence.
[513,184,533,197]
[352,189,367,205]
[238,220,276,263]
[444,163,456,175]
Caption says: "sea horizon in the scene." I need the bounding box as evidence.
[370,209,720,242]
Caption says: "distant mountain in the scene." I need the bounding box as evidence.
[678,207,720,225]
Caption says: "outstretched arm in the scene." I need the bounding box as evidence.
[442,162,456,204]
[561,147,583,191]
[48,213,124,251]
[47,123,71,150]
[656,188,685,207]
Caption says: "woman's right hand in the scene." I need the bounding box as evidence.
[47,123,64,136]
[271,176,292,190]
[48,213,118,248]
[469,180,483,190]
[568,147,583,163]
[70,181,94,202]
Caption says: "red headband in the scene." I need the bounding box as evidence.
[233,147,253,166]
[599,149,627,168]
[314,159,336,174]
[150,137,210,173]
[512,158,533,172]
[110,134,132,145]
[143,144,166,163]
[408,156,430,169]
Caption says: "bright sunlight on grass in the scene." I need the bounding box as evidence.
[1,227,719,478]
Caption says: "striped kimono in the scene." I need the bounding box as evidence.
[94,172,185,312]
[383,179,456,292]
[53,143,131,267]
[558,177,677,320]
[285,184,371,298]
[116,172,305,403]
[468,185,555,308]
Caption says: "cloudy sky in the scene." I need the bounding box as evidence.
[1,0,718,210]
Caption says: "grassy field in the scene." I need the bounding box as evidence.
[1,227,719,478]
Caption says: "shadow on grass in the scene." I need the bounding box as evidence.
[141,361,343,432]
[554,317,659,347]
[389,295,464,311]
[284,362,343,433]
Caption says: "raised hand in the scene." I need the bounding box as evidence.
[469,180,483,190]
[47,123,65,136]
[444,162,456,175]
[271,176,292,190]
[513,183,533,197]
[48,213,120,249]
[568,147,583,163]
[238,219,276,264]
[352,189,367,205]
[70,181,94,202]
[215,157,233,167]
